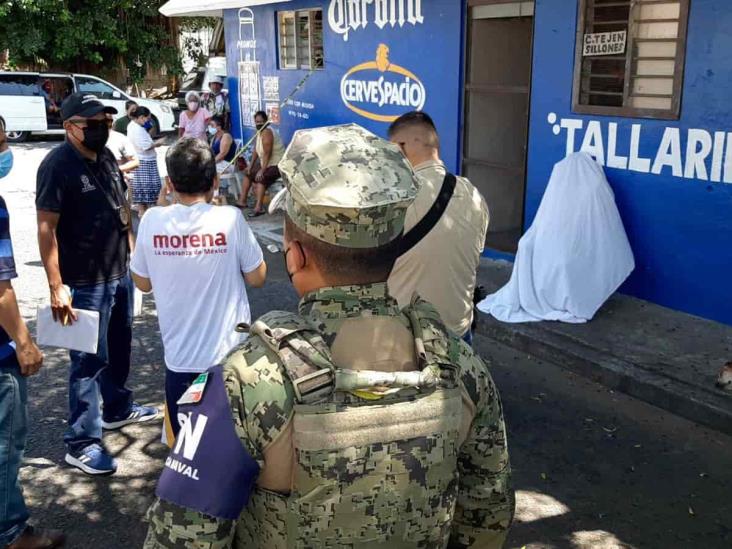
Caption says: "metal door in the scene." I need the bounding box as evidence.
[463,1,534,252]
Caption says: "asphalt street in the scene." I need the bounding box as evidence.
[2,137,731,549]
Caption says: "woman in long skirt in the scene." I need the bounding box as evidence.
[127,106,165,216]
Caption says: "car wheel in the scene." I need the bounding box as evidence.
[6,130,29,143]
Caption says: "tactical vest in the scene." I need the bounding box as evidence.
[234,300,466,549]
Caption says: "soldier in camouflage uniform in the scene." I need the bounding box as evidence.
[144,124,514,549]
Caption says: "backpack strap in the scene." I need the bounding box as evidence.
[397,172,457,256]
[250,311,335,404]
[402,297,461,389]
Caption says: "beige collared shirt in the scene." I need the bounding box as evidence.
[388,160,489,336]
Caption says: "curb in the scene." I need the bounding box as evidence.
[476,314,732,436]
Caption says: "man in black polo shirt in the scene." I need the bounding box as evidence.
[36,93,158,476]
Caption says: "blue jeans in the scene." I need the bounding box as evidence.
[65,273,134,453]
[0,357,28,546]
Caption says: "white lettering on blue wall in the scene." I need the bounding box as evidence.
[328,0,424,42]
[547,112,732,183]
[341,76,424,108]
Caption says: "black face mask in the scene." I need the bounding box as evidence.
[80,120,109,153]
[255,123,265,131]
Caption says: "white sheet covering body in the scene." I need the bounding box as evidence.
[478,152,635,323]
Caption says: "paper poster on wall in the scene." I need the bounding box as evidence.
[265,103,281,124]
[239,61,261,128]
[583,31,627,56]
[263,77,280,102]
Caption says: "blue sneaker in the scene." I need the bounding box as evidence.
[102,403,160,430]
[65,444,117,476]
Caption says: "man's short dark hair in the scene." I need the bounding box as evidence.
[387,111,437,138]
[166,137,217,195]
[130,106,150,119]
[125,100,138,111]
[285,216,400,284]
[254,110,268,122]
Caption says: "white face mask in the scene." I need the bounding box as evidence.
[188,101,199,112]
[207,126,217,136]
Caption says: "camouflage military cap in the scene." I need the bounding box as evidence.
[273,124,418,248]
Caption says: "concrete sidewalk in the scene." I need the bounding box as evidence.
[475,259,732,435]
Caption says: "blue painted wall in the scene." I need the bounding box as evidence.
[527,0,732,325]
[223,0,464,171]
[221,0,732,325]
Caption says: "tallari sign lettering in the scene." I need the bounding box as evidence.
[548,112,732,183]
[328,0,424,42]
[341,44,426,123]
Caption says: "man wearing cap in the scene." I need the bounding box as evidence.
[144,124,514,548]
[36,93,158,477]
[202,76,230,130]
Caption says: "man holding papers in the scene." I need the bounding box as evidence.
[0,122,65,549]
[36,94,158,477]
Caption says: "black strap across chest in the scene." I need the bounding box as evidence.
[397,173,457,256]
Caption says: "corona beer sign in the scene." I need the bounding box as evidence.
[340,44,426,123]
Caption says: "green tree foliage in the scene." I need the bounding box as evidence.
[0,0,208,83]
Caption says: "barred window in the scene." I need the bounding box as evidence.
[572,0,690,119]
[278,9,324,70]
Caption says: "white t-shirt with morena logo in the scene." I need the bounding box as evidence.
[131,203,263,373]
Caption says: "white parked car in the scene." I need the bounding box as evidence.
[0,71,176,142]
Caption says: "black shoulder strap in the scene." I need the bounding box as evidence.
[398,173,457,256]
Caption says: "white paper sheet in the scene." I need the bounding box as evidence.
[36,306,100,354]
[134,288,144,317]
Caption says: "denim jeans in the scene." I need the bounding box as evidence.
[0,357,29,546]
[64,272,134,453]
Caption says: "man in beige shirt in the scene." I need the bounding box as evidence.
[388,112,489,342]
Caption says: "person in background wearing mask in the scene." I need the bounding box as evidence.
[202,76,230,130]
[35,94,159,477]
[237,110,285,217]
[112,100,138,135]
[0,123,65,549]
[208,115,237,205]
[127,106,165,216]
[105,114,139,183]
[178,92,211,142]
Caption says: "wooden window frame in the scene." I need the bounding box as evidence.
[277,8,324,71]
[571,0,690,120]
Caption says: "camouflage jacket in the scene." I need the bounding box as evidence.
[144,283,514,548]
[202,91,230,118]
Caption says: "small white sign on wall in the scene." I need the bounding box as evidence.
[583,31,627,56]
